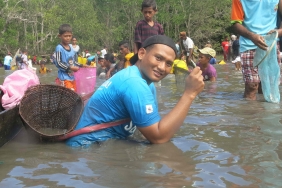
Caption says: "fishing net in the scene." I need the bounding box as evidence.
[174,66,190,88]
[253,31,280,103]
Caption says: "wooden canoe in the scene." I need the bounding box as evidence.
[0,91,23,147]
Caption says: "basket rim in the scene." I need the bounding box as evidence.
[19,84,84,138]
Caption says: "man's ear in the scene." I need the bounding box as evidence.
[138,48,146,60]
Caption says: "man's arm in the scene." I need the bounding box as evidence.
[232,23,268,50]
[106,66,115,79]
[188,48,193,60]
[277,0,282,37]
[138,67,204,144]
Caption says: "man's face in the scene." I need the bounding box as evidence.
[97,51,101,55]
[59,32,72,45]
[138,44,175,83]
[98,59,104,66]
[119,45,129,56]
[72,38,77,45]
[141,7,156,22]
[104,59,111,69]
[180,34,186,40]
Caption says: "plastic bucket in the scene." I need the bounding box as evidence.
[74,67,96,96]
[78,56,83,64]
[81,58,87,65]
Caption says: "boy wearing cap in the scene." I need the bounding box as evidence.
[66,35,204,147]
[134,0,164,54]
[197,47,217,82]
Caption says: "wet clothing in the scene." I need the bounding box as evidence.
[197,63,217,81]
[241,45,280,83]
[66,65,160,147]
[39,67,47,74]
[134,20,164,49]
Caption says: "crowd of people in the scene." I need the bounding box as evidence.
[2,49,52,74]
[1,0,281,147]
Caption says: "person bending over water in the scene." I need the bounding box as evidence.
[66,35,204,147]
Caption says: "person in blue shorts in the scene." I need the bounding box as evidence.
[66,35,204,147]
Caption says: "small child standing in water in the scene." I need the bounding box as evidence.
[53,24,83,91]
[196,47,217,82]
[39,62,52,74]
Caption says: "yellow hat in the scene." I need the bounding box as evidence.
[198,47,216,58]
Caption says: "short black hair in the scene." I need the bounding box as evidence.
[119,40,130,50]
[141,0,157,10]
[104,53,115,64]
[59,24,72,35]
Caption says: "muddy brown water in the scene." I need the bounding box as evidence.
[1,64,282,187]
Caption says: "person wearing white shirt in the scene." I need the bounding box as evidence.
[180,31,194,67]
[21,50,28,69]
[101,46,107,57]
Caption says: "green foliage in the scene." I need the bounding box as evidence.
[0,0,232,56]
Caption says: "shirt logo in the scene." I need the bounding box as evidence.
[146,105,153,114]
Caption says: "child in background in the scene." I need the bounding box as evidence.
[197,47,217,82]
[134,0,164,53]
[39,62,52,74]
[21,50,28,69]
[53,24,83,91]
[106,40,134,79]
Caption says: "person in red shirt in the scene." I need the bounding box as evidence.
[221,36,229,62]
[32,55,37,65]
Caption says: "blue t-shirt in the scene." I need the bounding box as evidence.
[53,44,79,81]
[66,65,161,147]
[239,0,278,52]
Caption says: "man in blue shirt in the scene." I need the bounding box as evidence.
[66,35,204,147]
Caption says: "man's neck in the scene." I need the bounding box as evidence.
[135,62,152,85]
[145,19,154,26]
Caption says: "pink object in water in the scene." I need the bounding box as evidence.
[0,69,40,109]
[74,67,96,96]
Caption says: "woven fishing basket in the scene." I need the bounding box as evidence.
[19,84,83,140]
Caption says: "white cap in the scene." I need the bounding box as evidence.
[231,35,236,40]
